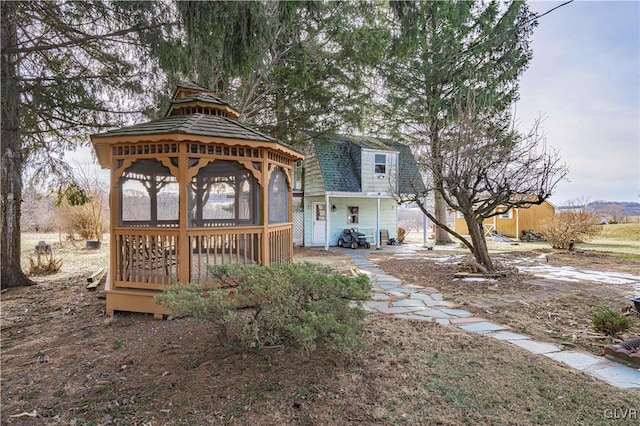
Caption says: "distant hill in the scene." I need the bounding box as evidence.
[558,201,640,217]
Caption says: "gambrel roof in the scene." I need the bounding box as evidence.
[306,132,425,194]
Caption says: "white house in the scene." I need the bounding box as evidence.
[293,132,425,249]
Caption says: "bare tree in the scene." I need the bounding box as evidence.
[398,99,568,272]
[597,204,626,224]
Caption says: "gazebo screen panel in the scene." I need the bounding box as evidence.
[120,159,178,228]
[268,167,289,224]
[189,160,259,227]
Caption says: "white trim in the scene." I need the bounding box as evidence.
[324,193,330,251]
[325,191,394,198]
[376,197,381,250]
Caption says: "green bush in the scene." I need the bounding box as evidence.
[155,262,371,354]
[592,307,633,336]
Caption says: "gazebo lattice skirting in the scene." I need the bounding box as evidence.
[91,84,303,317]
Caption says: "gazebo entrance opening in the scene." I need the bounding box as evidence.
[189,160,259,228]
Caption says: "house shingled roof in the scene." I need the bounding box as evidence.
[314,137,362,192]
[308,132,425,194]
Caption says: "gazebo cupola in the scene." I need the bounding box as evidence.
[91,83,304,317]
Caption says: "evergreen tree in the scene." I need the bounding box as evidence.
[380,0,536,244]
[1,0,171,289]
[155,0,388,144]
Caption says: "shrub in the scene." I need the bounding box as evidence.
[538,210,601,249]
[57,194,107,241]
[28,252,63,276]
[592,307,633,336]
[155,262,372,354]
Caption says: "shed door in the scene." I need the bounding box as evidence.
[312,202,326,244]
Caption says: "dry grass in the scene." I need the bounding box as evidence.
[2,280,639,425]
[598,223,640,241]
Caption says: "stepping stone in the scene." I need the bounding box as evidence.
[377,274,402,282]
[585,362,640,389]
[458,321,506,334]
[450,317,486,325]
[440,308,473,318]
[385,290,409,298]
[423,299,456,308]
[394,313,434,321]
[376,305,425,315]
[509,339,561,354]
[392,299,426,308]
[386,287,413,294]
[371,292,392,301]
[419,287,440,294]
[544,351,604,371]
[364,301,390,310]
[489,331,531,341]
[409,292,435,302]
[430,293,444,301]
[403,284,423,289]
[413,309,451,319]
[376,282,401,290]
[435,318,450,325]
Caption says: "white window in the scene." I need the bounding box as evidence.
[498,209,513,219]
[293,161,303,191]
[315,203,326,221]
[374,154,386,174]
[347,206,359,224]
[457,211,464,219]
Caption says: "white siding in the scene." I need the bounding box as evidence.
[361,149,398,193]
[303,144,325,197]
[304,196,398,247]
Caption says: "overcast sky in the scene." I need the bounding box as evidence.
[517,0,639,204]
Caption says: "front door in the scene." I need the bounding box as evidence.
[312,202,326,244]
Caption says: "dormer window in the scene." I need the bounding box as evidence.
[375,154,386,175]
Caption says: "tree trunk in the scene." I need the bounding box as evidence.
[466,216,495,272]
[433,190,453,245]
[1,2,34,289]
[430,136,452,245]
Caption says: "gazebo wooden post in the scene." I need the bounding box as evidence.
[106,153,119,315]
[261,154,270,266]
[178,144,190,283]
[288,176,294,263]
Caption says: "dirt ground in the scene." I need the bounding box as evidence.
[2,241,640,425]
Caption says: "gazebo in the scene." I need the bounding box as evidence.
[91,83,304,317]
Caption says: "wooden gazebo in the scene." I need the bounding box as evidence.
[91,84,303,317]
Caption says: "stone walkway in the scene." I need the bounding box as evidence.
[341,246,640,390]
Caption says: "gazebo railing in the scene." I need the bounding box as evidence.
[268,224,293,264]
[188,226,262,283]
[113,228,179,290]
[112,224,293,290]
